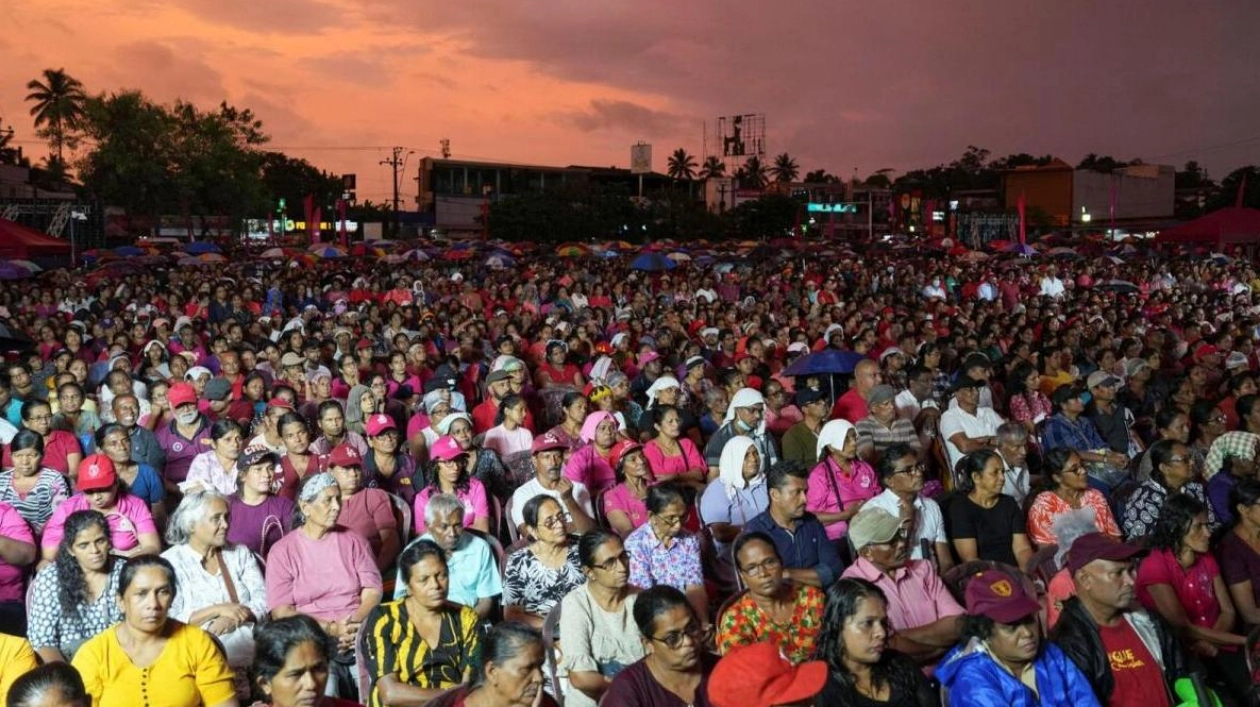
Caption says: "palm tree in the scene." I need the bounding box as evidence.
[666,148,698,181]
[740,155,769,189]
[699,155,726,180]
[25,68,87,164]
[770,152,799,183]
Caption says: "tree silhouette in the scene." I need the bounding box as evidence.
[803,169,840,183]
[25,68,87,165]
[666,148,697,181]
[740,155,769,189]
[699,156,726,179]
[770,152,800,183]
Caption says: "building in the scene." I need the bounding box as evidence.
[1004,160,1175,227]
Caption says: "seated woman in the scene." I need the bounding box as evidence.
[11,400,81,479]
[161,490,268,677]
[1026,448,1121,547]
[40,453,161,566]
[948,450,1033,569]
[1136,492,1250,701]
[266,473,383,698]
[71,556,237,707]
[563,412,619,497]
[7,662,85,707]
[363,414,418,505]
[559,531,645,707]
[227,446,294,558]
[937,569,1099,707]
[276,412,327,501]
[641,405,707,491]
[0,499,33,637]
[602,440,654,538]
[442,412,514,503]
[327,444,400,573]
[809,420,880,544]
[421,622,558,707]
[717,531,824,664]
[252,615,362,707]
[363,539,481,707]
[94,424,165,529]
[0,429,69,535]
[1219,479,1260,630]
[503,495,586,629]
[413,436,490,534]
[602,585,718,707]
[812,578,934,707]
[626,484,708,624]
[184,419,246,495]
[700,437,769,585]
[1124,439,1218,540]
[482,394,535,462]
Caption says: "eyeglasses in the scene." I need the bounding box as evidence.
[653,514,685,528]
[1167,456,1190,465]
[649,624,713,650]
[1061,465,1088,476]
[26,415,52,423]
[738,556,782,577]
[538,514,568,529]
[891,463,925,476]
[592,552,629,572]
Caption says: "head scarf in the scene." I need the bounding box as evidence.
[718,436,762,499]
[423,390,451,414]
[1203,431,1260,480]
[580,411,618,445]
[589,355,614,385]
[723,388,767,435]
[345,384,373,425]
[645,376,681,409]
[436,412,472,436]
[298,472,337,505]
[816,419,855,461]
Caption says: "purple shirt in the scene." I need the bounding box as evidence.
[227,495,294,558]
[625,523,704,592]
[154,417,211,483]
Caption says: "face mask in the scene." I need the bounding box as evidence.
[176,411,199,426]
[1079,392,1093,406]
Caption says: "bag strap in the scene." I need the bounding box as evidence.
[217,552,240,605]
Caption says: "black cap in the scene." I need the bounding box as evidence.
[795,387,827,407]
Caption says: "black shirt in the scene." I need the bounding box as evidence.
[946,494,1024,566]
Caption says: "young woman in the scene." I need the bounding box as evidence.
[0,429,70,534]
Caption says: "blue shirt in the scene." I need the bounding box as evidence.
[393,532,502,608]
[743,510,843,587]
[1041,413,1107,454]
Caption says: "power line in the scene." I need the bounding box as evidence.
[1146,132,1260,161]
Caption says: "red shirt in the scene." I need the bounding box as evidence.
[1098,620,1171,707]
[830,388,868,423]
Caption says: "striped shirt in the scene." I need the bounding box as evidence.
[0,468,69,535]
[363,600,481,707]
[854,415,921,457]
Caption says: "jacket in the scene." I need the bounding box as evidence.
[937,637,1100,707]
[1050,597,1192,704]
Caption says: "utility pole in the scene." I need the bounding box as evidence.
[380,146,412,238]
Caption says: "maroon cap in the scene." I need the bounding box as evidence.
[327,444,363,468]
[267,397,295,411]
[1067,532,1143,574]
[964,570,1040,624]
[532,432,567,454]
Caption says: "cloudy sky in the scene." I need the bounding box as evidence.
[3,0,1259,203]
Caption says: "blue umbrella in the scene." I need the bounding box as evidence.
[184,242,222,254]
[782,349,865,376]
[113,246,144,256]
[630,252,676,272]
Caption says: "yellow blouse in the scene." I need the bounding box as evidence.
[71,620,236,707]
[0,634,38,704]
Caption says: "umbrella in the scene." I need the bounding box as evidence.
[1097,279,1139,294]
[114,246,145,257]
[196,253,227,263]
[0,262,35,280]
[399,249,430,262]
[1003,243,1038,256]
[1044,246,1079,258]
[782,349,865,376]
[485,254,514,269]
[309,245,347,258]
[666,252,692,262]
[260,248,288,259]
[555,245,588,258]
[177,256,212,267]
[7,260,41,273]
[442,248,475,261]
[959,251,990,263]
[986,239,1013,252]
[183,242,222,254]
[630,252,676,272]
[350,242,387,258]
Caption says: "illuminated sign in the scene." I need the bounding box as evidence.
[807,203,857,213]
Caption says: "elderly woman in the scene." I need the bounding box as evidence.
[266,472,383,698]
[71,556,237,707]
[12,400,80,479]
[326,445,400,573]
[1026,448,1121,547]
[603,440,655,538]
[948,450,1033,569]
[504,495,586,628]
[40,453,161,565]
[423,622,558,707]
[413,436,490,534]
[1123,439,1218,539]
[1137,493,1249,701]
[703,387,778,481]
[0,429,70,534]
[228,446,293,558]
[564,411,619,497]
[809,419,880,543]
[94,423,165,524]
[559,531,645,707]
[717,531,824,664]
[251,615,359,707]
[362,539,481,707]
[184,419,246,495]
[626,484,708,625]
[161,490,268,683]
[602,585,718,706]
[642,405,707,490]
[28,510,124,663]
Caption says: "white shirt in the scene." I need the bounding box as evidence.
[1039,276,1065,298]
[895,390,938,422]
[865,488,946,560]
[998,453,1031,504]
[940,405,1005,471]
[510,477,593,530]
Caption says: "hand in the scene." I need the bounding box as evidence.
[221,603,252,625]
[205,616,234,636]
[556,477,576,500]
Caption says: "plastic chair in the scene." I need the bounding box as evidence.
[354,616,373,704]
[504,495,520,544]
[387,492,413,547]
[542,602,565,706]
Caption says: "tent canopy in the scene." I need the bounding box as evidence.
[0,219,71,258]
[1154,207,1260,245]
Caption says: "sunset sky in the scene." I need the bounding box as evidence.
[3,1,1259,204]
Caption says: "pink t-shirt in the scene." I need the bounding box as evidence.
[337,488,397,557]
[563,445,616,497]
[0,503,32,602]
[413,478,489,533]
[642,438,705,480]
[265,529,382,620]
[41,493,157,553]
[1136,547,1222,629]
[806,457,881,540]
[602,483,649,537]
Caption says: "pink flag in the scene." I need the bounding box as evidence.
[266,211,274,246]
[303,194,315,243]
[1017,190,1027,245]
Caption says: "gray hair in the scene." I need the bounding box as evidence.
[165,489,230,546]
[424,492,465,526]
[604,371,629,389]
[996,422,1028,445]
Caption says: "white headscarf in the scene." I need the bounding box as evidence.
[589,355,614,385]
[718,436,762,500]
[645,376,681,409]
[436,412,472,436]
[724,388,767,435]
[816,419,856,461]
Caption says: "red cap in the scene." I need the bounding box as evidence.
[430,435,468,462]
[1193,343,1220,362]
[1067,532,1144,574]
[964,570,1041,624]
[532,432,567,455]
[706,642,828,707]
[356,339,373,350]
[608,439,643,470]
[267,397,295,411]
[77,454,118,492]
[327,444,363,468]
[364,414,397,437]
[167,383,197,409]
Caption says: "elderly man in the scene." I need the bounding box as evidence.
[855,384,921,463]
[154,382,211,494]
[994,422,1034,504]
[782,387,829,466]
[863,443,952,572]
[704,387,780,479]
[112,393,165,472]
[940,376,1005,473]
[1051,533,1190,707]
[393,493,502,619]
[831,359,881,423]
[1085,371,1140,458]
[509,432,595,536]
[743,460,843,589]
[840,507,964,665]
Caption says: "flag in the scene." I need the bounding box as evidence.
[337,199,348,248]
[303,194,315,243]
[1109,174,1117,232]
[1017,190,1027,245]
[312,207,322,240]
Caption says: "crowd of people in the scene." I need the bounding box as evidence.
[0,241,1254,706]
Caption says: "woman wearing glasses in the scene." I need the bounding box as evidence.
[10,400,81,479]
[1123,439,1217,540]
[1026,448,1121,547]
[558,531,645,707]
[503,495,585,628]
[603,585,718,707]
[625,484,708,626]
[716,532,823,663]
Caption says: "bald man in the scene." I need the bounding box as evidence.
[832,359,881,423]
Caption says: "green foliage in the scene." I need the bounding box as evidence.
[736,155,768,189]
[726,193,799,239]
[25,68,87,164]
[699,156,726,179]
[259,152,343,216]
[1208,166,1260,211]
[805,169,841,184]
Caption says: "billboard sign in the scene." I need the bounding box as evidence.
[630,144,652,174]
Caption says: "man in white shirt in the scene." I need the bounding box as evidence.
[863,442,953,573]
[995,422,1033,504]
[940,377,1005,473]
[509,432,595,535]
[1039,267,1066,298]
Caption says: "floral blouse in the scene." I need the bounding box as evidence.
[716,582,825,664]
